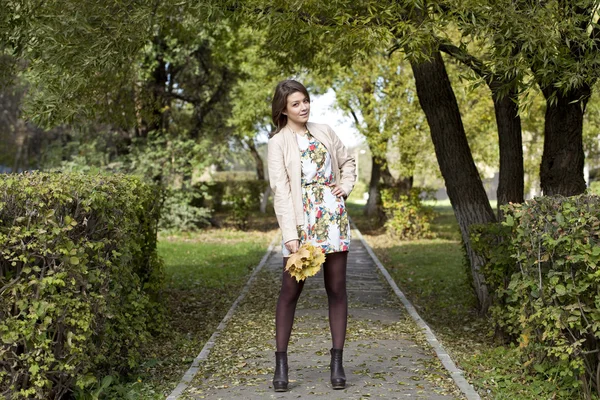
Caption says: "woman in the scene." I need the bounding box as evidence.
[267,79,356,392]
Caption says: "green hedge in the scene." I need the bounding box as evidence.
[381,187,435,240]
[193,180,269,229]
[195,180,268,211]
[472,194,600,397]
[0,172,163,399]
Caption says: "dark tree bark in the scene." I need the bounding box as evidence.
[138,36,169,139]
[439,43,524,214]
[188,69,235,140]
[533,8,598,196]
[364,156,385,220]
[491,87,524,213]
[539,86,590,196]
[410,51,496,313]
[382,165,413,198]
[396,176,414,195]
[246,138,265,181]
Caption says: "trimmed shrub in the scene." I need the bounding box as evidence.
[195,180,269,229]
[223,180,269,230]
[158,188,211,232]
[381,187,435,240]
[472,195,600,397]
[0,172,163,399]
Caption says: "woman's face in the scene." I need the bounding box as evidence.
[284,91,310,127]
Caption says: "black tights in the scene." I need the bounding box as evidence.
[275,251,348,352]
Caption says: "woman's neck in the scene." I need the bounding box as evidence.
[286,121,307,133]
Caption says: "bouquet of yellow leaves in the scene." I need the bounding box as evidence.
[285,243,326,282]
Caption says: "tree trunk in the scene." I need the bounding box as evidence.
[364,156,384,221]
[138,36,169,139]
[540,86,589,196]
[395,176,413,196]
[382,166,413,198]
[12,121,27,172]
[437,44,525,216]
[381,165,394,187]
[260,185,271,214]
[410,52,496,313]
[246,138,265,180]
[491,86,524,215]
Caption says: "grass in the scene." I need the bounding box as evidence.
[348,199,579,399]
[97,213,278,399]
[158,230,271,289]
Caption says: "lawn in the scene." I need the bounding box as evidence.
[348,199,582,399]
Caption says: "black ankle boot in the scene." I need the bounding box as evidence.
[330,348,346,389]
[273,351,288,392]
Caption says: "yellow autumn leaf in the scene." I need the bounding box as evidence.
[300,249,311,259]
[520,332,530,348]
[284,243,326,282]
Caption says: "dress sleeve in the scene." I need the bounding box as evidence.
[268,138,299,243]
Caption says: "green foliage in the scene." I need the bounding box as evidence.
[450,0,600,99]
[221,180,269,230]
[226,27,286,142]
[333,51,435,180]
[0,171,163,399]
[584,90,600,165]
[381,187,436,240]
[158,189,212,233]
[472,194,600,398]
[444,57,498,174]
[2,0,228,126]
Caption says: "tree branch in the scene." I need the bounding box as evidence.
[198,69,232,121]
[437,42,489,82]
[347,103,361,126]
[167,91,198,104]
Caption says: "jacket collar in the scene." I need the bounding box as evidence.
[281,122,327,145]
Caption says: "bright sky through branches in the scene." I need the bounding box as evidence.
[311,89,362,148]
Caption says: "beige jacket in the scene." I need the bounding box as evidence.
[268,122,357,244]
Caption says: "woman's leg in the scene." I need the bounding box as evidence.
[275,257,306,352]
[323,251,348,349]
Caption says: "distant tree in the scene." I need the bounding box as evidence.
[333,52,430,219]
[227,28,289,181]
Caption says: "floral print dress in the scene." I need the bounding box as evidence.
[281,131,351,257]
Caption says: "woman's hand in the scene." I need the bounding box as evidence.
[285,239,300,254]
[331,185,347,198]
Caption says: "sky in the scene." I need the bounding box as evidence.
[309,89,363,148]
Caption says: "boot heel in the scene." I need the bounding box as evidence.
[273,351,288,392]
[330,348,346,389]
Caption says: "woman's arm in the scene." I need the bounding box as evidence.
[268,138,299,244]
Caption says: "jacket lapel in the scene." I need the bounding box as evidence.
[282,126,302,182]
[306,122,331,154]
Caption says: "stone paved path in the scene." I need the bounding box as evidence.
[181,232,463,399]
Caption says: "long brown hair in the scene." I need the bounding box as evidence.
[271,79,310,136]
